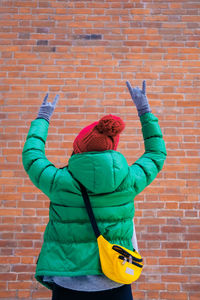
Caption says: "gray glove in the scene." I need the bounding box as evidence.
[126,80,151,117]
[37,93,59,122]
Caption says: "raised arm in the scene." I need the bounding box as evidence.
[126,80,167,196]
[22,93,59,197]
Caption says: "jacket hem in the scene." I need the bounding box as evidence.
[35,270,103,290]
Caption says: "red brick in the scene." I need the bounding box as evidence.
[181,267,200,275]
[161,226,186,233]
[0,209,22,216]
[162,275,188,282]
[0,273,17,281]
[160,292,188,300]
[182,284,200,292]
[32,290,51,299]
[0,291,17,298]
[11,265,35,273]
[167,283,181,291]
[189,294,200,300]
[17,290,31,299]
[138,283,166,290]
[8,281,33,290]
[159,258,185,265]
[162,242,188,249]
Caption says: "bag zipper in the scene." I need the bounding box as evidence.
[118,255,143,268]
[112,245,143,263]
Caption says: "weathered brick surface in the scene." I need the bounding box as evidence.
[0,1,199,299]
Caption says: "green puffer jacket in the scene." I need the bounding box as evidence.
[22,112,167,289]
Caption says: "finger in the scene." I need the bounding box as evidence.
[52,94,59,106]
[42,93,49,105]
[142,80,146,95]
[126,81,133,95]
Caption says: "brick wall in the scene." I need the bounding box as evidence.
[0,1,200,299]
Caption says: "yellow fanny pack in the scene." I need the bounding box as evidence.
[79,182,143,284]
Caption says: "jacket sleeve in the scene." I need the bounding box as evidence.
[22,118,58,197]
[130,112,167,196]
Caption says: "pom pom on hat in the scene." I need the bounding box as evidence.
[73,114,125,154]
[96,115,125,137]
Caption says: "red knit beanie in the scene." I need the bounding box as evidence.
[73,115,125,154]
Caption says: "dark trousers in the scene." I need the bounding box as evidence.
[52,282,133,300]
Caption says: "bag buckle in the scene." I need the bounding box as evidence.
[128,255,132,264]
[122,257,127,265]
[122,256,132,265]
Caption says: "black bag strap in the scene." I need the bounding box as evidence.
[78,181,101,239]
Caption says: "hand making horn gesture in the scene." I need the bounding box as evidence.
[126,80,151,117]
[37,93,59,122]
